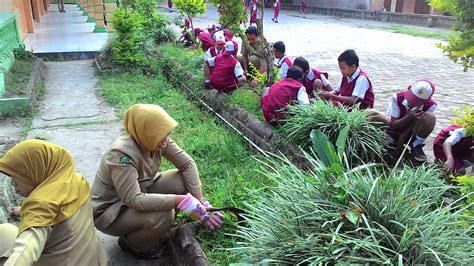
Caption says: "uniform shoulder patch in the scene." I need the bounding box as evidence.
[119,155,132,165]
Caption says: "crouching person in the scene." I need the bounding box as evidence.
[369,80,437,162]
[92,104,223,260]
[204,41,246,93]
[433,124,473,175]
[261,66,309,126]
[0,140,107,265]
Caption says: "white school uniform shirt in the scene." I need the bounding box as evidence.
[276,55,291,79]
[207,56,245,78]
[335,67,370,99]
[307,69,331,87]
[385,94,437,118]
[296,86,310,105]
[204,47,223,60]
[446,127,467,145]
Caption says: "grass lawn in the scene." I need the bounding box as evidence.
[98,69,269,264]
[4,57,36,96]
[358,23,454,41]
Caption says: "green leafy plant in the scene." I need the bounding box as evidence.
[430,0,474,71]
[231,132,474,264]
[173,0,206,30]
[454,175,474,226]
[110,8,147,65]
[279,100,388,163]
[451,105,474,136]
[13,47,33,59]
[209,0,246,35]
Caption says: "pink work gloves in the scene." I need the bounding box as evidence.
[177,193,224,230]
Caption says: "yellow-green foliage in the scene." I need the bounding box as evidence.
[454,175,474,226]
[209,0,246,35]
[173,0,206,26]
[430,0,474,71]
[451,105,474,136]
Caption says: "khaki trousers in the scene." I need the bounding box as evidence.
[102,169,187,253]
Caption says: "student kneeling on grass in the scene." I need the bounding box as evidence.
[293,56,332,99]
[261,66,310,126]
[433,123,473,175]
[369,80,437,162]
[204,41,246,93]
[0,140,107,266]
[319,49,374,109]
[92,104,224,260]
[204,34,226,60]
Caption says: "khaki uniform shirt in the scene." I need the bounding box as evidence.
[242,37,268,60]
[91,133,202,231]
[5,197,108,266]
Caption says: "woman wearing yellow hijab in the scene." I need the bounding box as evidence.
[92,104,223,259]
[0,139,107,265]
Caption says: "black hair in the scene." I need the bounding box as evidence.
[273,41,286,55]
[293,57,310,73]
[337,49,359,67]
[287,66,304,80]
[245,25,259,36]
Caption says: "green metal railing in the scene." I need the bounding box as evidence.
[0,13,22,96]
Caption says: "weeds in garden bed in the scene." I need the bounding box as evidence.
[4,57,35,96]
[231,130,474,264]
[98,69,268,264]
[279,100,388,163]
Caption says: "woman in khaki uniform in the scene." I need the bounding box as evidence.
[0,139,108,265]
[92,104,223,259]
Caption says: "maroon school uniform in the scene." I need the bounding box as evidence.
[386,91,437,140]
[210,54,240,93]
[168,0,172,8]
[250,1,257,24]
[433,125,473,171]
[303,68,328,98]
[198,32,214,52]
[209,46,223,57]
[274,0,281,19]
[335,68,374,109]
[261,78,303,125]
[301,0,307,12]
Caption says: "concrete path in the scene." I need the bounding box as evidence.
[23,60,156,265]
[24,4,108,53]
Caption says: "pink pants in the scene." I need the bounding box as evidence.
[301,0,307,12]
[274,5,280,19]
[168,0,172,9]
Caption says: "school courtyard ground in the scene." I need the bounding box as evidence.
[183,5,474,156]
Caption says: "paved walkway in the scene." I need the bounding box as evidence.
[169,5,474,161]
[24,4,107,53]
[23,60,156,265]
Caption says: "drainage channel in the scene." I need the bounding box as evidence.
[165,71,270,157]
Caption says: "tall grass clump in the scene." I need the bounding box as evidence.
[279,100,388,162]
[231,150,474,264]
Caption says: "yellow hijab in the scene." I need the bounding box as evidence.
[0,140,90,234]
[124,104,179,152]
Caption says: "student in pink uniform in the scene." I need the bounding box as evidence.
[204,41,247,93]
[250,0,258,25]
[204,34,226,60]
[194,28,215,52]
[168,0,173,12]
[434,124,473,175]
[300,0,308,14]
[272,0,281,23]
[293,56,332,98]
[369,80,437,162]
[273,41,293,79]
[319,49,374,110]
[261,66,310,126]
